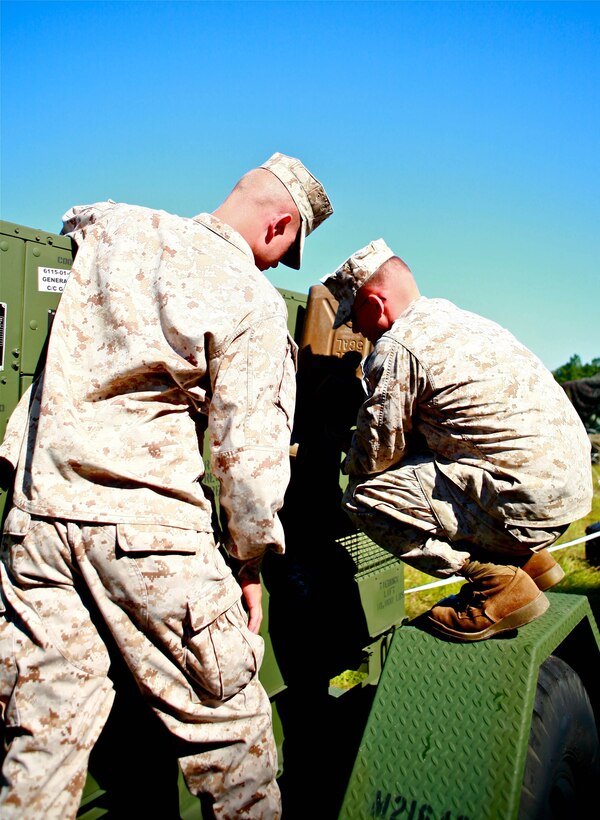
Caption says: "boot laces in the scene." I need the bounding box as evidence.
[453,584,486,616]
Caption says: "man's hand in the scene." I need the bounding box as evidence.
[240,576,263,634]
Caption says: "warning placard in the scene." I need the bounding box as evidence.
[38,266,70,293]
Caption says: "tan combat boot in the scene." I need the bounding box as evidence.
[426,562,549,642]
[519,549,565,591]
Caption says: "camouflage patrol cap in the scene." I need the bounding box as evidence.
[260,152,333,270]
[320,238,394,328]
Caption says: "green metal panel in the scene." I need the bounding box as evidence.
[338,532,406,639]
[76,772,107,820]
[0,221,73,521]
[0,227,26,439]
[339,593,600,820]
[0,220,72,385]
[20,236,72,374]
[277,287,307,341]
[356,565,405,638]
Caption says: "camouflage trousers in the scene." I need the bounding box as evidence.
[0,508,281,819]
[343,454,566,579]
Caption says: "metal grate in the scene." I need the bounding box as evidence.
[337,531,403,578]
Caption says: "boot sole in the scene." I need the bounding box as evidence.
[426,591,549,642]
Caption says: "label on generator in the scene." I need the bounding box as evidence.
[38,266,70,293]
[0,302,5,371]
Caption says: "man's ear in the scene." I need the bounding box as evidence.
[265,213,293,245]
[369,293,387,319]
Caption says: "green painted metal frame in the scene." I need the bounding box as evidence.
[0,220,72,521]
[340,592,600,820]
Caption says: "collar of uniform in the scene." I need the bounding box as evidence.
[388,295,425,335]
[193,213,254,261]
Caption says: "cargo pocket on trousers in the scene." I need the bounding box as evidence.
[184,578,265,702]
[116,523,201,553]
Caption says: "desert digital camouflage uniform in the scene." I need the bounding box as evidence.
[0,200,297,818]
[342,296,593,578]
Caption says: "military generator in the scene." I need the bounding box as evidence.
[1,219,599,820]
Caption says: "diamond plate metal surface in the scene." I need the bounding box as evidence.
[339,593,600,820]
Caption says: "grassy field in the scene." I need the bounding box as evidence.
[402,460,600,622]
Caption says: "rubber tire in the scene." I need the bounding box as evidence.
[519,654,600,819]
[585,521,600,566]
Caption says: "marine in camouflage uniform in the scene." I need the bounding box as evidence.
[321,239,592,642]
[0,153,333,817]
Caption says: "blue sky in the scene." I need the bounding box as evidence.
[1,0,598,371]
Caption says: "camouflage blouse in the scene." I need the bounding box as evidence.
[344,296,592,527]
[4,201,297,567]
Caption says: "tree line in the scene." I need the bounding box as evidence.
[553,355,600,384]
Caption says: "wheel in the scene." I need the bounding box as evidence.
[519,654,600,819]
[585,521,600,566]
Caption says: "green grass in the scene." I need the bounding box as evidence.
[403,461,600,622]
